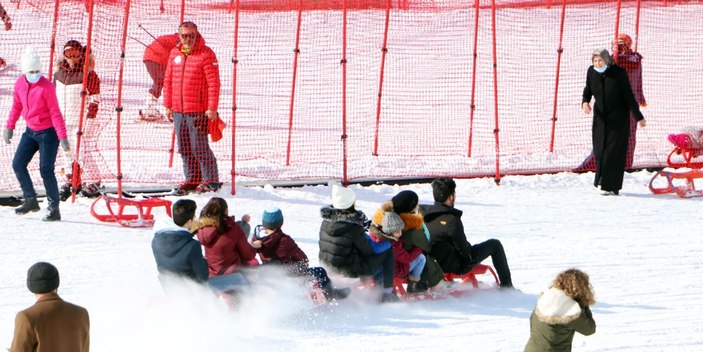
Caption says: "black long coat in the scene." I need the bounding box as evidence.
[582,64,644,192]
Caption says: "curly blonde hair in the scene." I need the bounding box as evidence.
[551,268,595,307]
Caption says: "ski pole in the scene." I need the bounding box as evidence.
[127,35,148,48]
[137,23,158,41]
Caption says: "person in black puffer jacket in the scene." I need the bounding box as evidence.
[319,185,399,303]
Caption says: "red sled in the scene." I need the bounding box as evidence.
[649,168,703,198]
[649,133,703,198]
[665,145,703,169]
[90,193,172,227]
[392,263,500,301]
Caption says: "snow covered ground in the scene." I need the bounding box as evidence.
[1,171,701,351]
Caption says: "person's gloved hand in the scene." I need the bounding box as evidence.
[3,129,13,144]
[60,139,71,151]
[87,102,98,119]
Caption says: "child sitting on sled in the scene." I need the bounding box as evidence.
[369,206,429,294]
[250,207,351,300]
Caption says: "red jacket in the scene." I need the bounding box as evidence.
[196,216,256,278]
[257,229,308,265]
[163,34,220,114]
[392,238,422,278]
[143,34,179,66]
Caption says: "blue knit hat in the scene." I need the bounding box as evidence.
[262,207,283,230]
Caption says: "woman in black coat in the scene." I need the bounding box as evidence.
[582,48,646,195]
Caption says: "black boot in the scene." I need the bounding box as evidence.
[59,183,72,201]
[42,205,61,222]
[15,197,40,215]
[321,282,351,300]
[329,287,351,300]
[406,279,429,294]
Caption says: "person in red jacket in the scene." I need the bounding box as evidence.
[140,33,179,121]
[613,33,647,170]
[195,197,256,293]
[163,21,221,193]
[251,207,350,300]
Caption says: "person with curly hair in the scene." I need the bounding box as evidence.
[524,268,597,352]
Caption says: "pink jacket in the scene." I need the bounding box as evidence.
[6,76,68,139]
[163,34,220,114]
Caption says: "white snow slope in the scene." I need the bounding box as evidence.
[1,172,702,351]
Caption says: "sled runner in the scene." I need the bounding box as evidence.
[392,264,500,301]
[90,192,172,227]
[649,168,703,198]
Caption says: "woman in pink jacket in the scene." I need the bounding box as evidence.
[3,47,70,221]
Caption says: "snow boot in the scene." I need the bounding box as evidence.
[406,279,429,294]
[42,205,61,222]
[139,95,164,121]
[60,182,83,201]
[381,292,401,303]
[322,284,351,300]
[80,182,102,198]
[15,196,40,215]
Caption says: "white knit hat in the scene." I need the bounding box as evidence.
[21,47,42,74]
[331,185,356,210]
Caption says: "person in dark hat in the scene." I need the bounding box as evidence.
[420,177,514,289]
[390,190,454,293]
[10,262,90,352]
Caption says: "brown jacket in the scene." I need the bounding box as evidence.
[10,292,90,352]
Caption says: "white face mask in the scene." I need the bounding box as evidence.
[25,72,42,83]
[594,65,608,74]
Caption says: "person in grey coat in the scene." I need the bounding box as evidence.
[525,268,596,352]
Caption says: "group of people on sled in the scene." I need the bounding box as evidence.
[150,177,596,351]
[151,177,515,305]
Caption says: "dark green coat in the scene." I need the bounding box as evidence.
[524,288,596,352]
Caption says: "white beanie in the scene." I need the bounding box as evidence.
[331,185,356,210]
[21,47,42,74]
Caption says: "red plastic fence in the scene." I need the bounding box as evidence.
[1,0,702,194]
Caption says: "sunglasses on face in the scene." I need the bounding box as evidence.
[64,51,81,59]
[180,33,197,39]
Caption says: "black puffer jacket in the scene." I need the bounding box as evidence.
[420,202,473,275]
[318,206,374,277]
